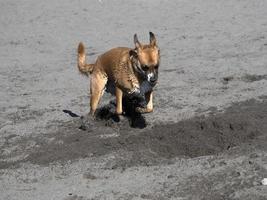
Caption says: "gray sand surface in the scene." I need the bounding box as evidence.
[1,0,267,199]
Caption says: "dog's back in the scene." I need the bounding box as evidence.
[96,47,131,79]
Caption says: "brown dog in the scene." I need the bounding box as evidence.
[77,32,160,117]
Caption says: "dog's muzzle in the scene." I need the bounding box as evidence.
[147,72,157,85]
[132,58,158,87]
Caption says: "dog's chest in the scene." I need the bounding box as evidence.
[105,80,153,96]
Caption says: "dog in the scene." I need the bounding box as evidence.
[77,32,160,117]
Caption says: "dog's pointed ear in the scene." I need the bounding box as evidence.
[149,32,157,46]
[129,49,138,58]
[134,34,141,49]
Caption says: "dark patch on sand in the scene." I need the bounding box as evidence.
[63,110,80,118]
[20,99,267,168]
[222,74,267,84]
[241,74,267,83]
[163,68,185,74]
[222,76,234,84]
[79,96,147,130]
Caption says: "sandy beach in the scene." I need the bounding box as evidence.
[1,0,267,199]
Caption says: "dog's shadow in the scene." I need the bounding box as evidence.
[64,97,147,129]
[96,96,147,129]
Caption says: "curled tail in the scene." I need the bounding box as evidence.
[77,42,94,75]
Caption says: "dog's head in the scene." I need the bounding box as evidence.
[130,32,160,86]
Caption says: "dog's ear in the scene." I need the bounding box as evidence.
[134,34,142,49]
[129,49,138,58]
[149,32,157,47]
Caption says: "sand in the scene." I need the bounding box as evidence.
[1,0,267,199]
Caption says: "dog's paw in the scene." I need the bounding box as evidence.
[135,107,153,114]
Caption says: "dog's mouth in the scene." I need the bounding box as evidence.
[149,80,157,86]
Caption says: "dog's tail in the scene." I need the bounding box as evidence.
[77,42,94,75]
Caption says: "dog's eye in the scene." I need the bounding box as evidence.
[142,65,149,71]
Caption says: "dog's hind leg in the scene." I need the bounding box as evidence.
[89,74,107,116]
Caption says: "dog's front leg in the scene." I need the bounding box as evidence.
[145,91,153,112]
[115,87,123,115]
[136,91,153,113]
